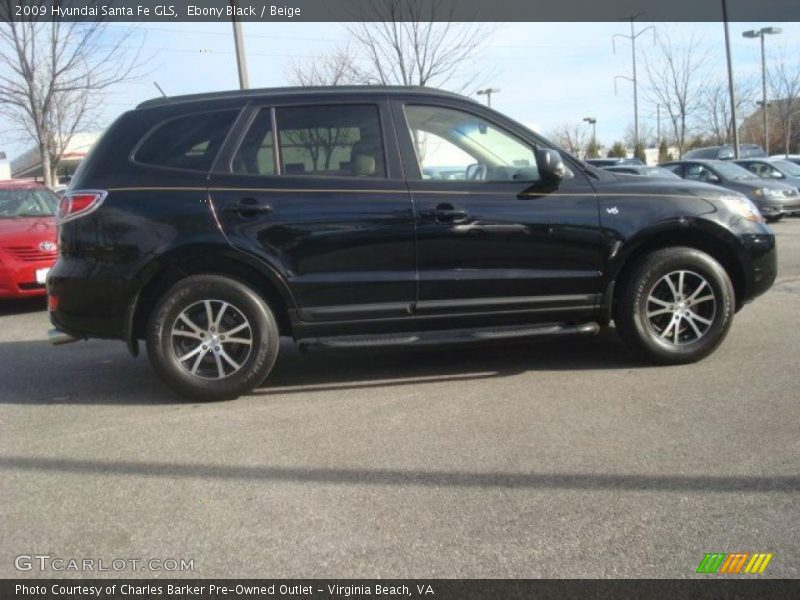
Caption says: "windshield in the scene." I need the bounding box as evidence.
[0,188,58,218]
[645,167,680,179]
[713,162,760,181]
[773,160,800,177]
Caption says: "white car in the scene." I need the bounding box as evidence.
[770,154,800,167]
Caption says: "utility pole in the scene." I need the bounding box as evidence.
[656,104,661,142]
[743,27,782,153]
[230,0,249,90]
[722,0,739,158]
[613,14,654,148]
[476,88,501,107]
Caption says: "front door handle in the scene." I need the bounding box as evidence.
[433,203,468,223]
[224,197,273,215]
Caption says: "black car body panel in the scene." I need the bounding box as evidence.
[49,86,777,349]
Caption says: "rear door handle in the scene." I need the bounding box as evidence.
[452,223,529,234]
[224,197,273,215]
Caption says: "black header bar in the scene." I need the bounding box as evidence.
[2,0,800,22]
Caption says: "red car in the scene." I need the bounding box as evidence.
[0,180,59,298]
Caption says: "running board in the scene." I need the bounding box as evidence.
[299,322,600,350]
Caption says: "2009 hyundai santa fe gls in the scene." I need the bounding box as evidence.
[48,86,777,400]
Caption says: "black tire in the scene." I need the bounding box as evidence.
[614,247,735,364]
[146,274,279,401]
[765,214,783,224]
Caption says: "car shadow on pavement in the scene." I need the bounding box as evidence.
[0,328,647,405]
[0,297,47,317]
[256,327,644,396]
[0,454,797,493]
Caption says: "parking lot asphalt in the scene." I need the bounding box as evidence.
[2,219,799,579]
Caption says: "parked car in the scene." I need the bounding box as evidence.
[734,158,800,192]
[682,144,766,160]
[0,180,59,299]
[603,165,681,179]
[48,86,777,400]
[661,159,800,222]
[585,158,645,167]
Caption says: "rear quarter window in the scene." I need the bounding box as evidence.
[134,109,239,172]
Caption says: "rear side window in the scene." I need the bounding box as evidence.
[232,109,275,176]
[135,110,238,172]
[275,105,385,178]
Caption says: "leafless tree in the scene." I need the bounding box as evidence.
[288,1,490,92]
[0,7,144,186]
[698,78,756,146]
[547,122,590,157]
[644,30,709,156]
[768,51,800,155]
[287,46,361,86]
[623,121,656,148]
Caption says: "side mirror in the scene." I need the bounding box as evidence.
[707,173,721,184]
[535,147,566,184]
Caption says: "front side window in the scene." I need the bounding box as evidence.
[135,110,239,172]
[274,105,385,178]
[744,162,783,179]
[685,164,716,182]
[404,105,538,182]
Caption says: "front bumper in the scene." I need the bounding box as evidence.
[0,253,55,299]
[759,198,800,218]
[738,231,777,303]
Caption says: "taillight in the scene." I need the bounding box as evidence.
[57,190,107,224]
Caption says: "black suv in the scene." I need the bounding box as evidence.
[49,86,777,400]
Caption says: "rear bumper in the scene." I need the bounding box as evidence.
[47,257,134,339]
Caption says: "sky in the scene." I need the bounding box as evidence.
[2,20,799,159]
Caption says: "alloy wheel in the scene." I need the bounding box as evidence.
[645,270,717,346]
[170,299,254,379]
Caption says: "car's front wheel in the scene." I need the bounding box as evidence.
[146,274,279,400]
[614,247,735,364]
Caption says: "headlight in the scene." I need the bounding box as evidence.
[718,194,764,223]
[755,187,782,199]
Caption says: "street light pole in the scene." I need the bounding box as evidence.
[230,0,250,90]
[613,14,654,148]
[476,88,501,107]
[722,0,739,158]
[583,117,597,146]
[743,27,782,154]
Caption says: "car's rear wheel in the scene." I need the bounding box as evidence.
[614,247,735,364]
[146,274,279,400]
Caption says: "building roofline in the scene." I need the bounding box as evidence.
[136,85,471,109]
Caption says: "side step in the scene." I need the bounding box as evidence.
[300,322,600,350]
